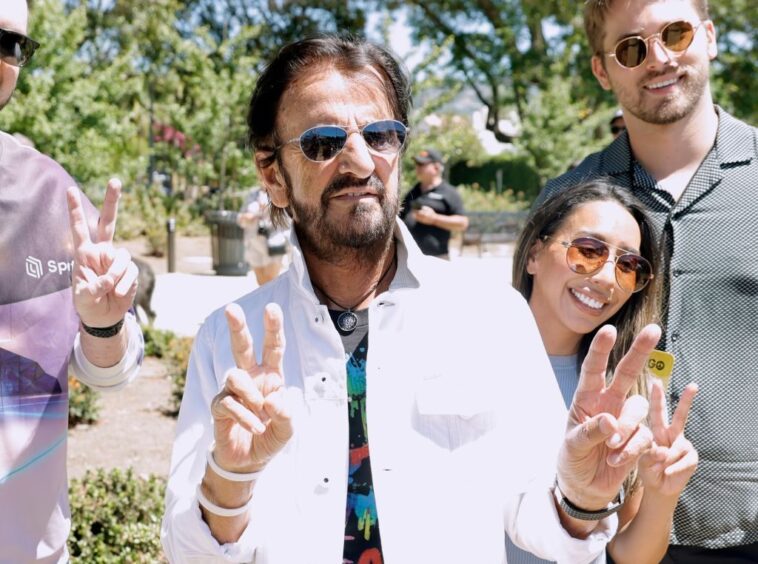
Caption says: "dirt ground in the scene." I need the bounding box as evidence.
[67,353,177,481]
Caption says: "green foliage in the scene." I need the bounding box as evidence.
[142,325,176,358]
[450,155,541,200]
[68,468,166,563]
[458,185,530,212]
[517,72,610,186]
[2,1,143,191]
[68,375,101,428]
[709,0,758,124]
[167,337,194,415]
[142,327,193,414]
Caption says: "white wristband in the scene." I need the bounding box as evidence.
[196,484,252,518]
[206,443,263,482]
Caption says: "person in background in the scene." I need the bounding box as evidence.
[162,34,661,563]
[237,187,288,286]
[510,179,698,564]
[610,109,626,139]
[538,0,758,559]
[0,0,143,561]
[399,148,468,259]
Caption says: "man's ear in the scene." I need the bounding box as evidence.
[255,152,288,209]
[591,55,612,91]
[526,240,544,275]
[705,20,718,60]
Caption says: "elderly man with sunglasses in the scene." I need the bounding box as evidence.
[538,0,758,561]
[0,1,144,562]
[162,34,669,563]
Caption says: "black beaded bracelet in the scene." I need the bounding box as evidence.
[81,318,125,338]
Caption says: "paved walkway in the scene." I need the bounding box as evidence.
[124,235,515,337]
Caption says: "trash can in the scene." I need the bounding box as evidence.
[205,210,249,276]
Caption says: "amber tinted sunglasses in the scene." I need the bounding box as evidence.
[547,236,654,293]
[606,20,704,69]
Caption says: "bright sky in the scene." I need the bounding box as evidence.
[365,9,425,70]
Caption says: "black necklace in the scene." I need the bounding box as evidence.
[311,252,397,332]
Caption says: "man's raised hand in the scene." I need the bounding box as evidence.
[557,324,660,511]
[210,303,293,474]
[67,179,138,329]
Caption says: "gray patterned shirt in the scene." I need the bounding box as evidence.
[538,107,758,549]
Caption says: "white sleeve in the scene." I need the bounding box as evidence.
[69,312,142,392]
[161,317,263,563]
[500,290,616,563]
[506,487,617,563]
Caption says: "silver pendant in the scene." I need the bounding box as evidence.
[337,310,358,332]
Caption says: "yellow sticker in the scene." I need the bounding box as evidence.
[648,350,675,390]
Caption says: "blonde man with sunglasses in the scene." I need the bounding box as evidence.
[538,1,758,561]
[0,1,144,562]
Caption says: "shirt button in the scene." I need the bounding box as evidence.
[671,332,680,343]
[673,269,682,277]
[315,477,331,493]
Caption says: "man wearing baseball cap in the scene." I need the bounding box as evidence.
[400,148,469,259]
[609,109,626,139]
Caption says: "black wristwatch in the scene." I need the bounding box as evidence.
[554,478,625,521]
[81,318,125,338]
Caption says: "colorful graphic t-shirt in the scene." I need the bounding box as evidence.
[329,308,383,564]
[0,131,107,562]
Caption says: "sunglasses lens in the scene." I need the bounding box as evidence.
[616,254,653,292]
[615,37,647,68]
[662,21,695,51]
[614,20,696,68]
[566,238,609,274]
[299,126,347,161]
[0,31,37,67]
[362,120,407,154]
[297,121,407,161]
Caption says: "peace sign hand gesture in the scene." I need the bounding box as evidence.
[557,324,659,511]
[210,303,293,474]
[638,380,698,497]
[67,179,138,328]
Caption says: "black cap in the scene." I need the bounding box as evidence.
[413,149,444,165]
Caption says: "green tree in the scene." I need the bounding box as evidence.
[0,1,144,193]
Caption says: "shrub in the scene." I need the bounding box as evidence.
[167,336,194,416]
[68,375,101,428]
[68,468,166,562]
[450,155,542,201]
[142,325,176,359]
[142,326,193,415]
[458,185,530,213]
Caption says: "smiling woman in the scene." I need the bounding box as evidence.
[513,179,659,365]
[509,179,697,564]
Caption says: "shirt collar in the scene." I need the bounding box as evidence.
[602,105,755,177]
[713,106,756,166]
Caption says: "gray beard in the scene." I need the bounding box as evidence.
[282,168,399,268]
